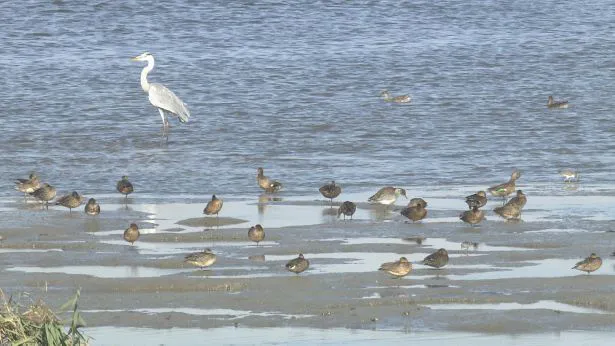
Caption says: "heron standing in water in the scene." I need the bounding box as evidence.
[131,52,191,135]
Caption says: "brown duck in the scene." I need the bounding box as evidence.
[116,176,134,200]
[487,169,521,202]
[55,191,85,212]
[203,194,223,216]
[29,183,57,209]
[379,257,412,278]
[459,206,485,225]
[123,223,140,245]
[248,224,265,245]
[465,191,487,209]
[337,201,356,220]
[400,199,427,222]
[285,253,309,274]
[547,95,569,109]
[422,248,449,269]
[319,180,341,204]
[84,198,100,215]
[257,167,282,193]
[14,172,41,197]
[572,253,602,274]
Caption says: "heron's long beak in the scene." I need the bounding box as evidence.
[130,56,140,61]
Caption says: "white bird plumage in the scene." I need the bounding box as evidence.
[131,52,191,129]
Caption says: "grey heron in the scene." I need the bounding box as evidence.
[131,52,191,132]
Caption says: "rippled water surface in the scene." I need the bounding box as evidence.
[2,0,615,200]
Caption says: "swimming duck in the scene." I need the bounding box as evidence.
[547,95,569,109]
[319,181,341,204]
[257,167,283,193]
[29,183,57,209]
[116,176,134,200]
[487,169,521,202]
[465,191,487,209]
[379,257,412,278]
[285,253,309,274]
[459,206,485,225]
[248,224,265,245]
[559,168,579,183]
[400,199,427,222]
[368,187,407,205]
[380,90,411,103]
[203,194,223,217]
[14,172,41,197]
[572,253,602,274]
[422,248,449,269]
[84,198,100,215]
[55,191,85,212]
[123,223,140,245]
[184,249,217,270]
[337,201,356,220]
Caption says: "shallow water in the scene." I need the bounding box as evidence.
[83,308,312,320]
[6,265,193,278]
[424,300,612,315]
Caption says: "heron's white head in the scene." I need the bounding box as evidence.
[131,52,153,62]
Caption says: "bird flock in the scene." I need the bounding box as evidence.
[13,163,599,277]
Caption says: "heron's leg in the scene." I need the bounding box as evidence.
[158,108,166,127]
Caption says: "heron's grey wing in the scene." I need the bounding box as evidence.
[148,83,191,123]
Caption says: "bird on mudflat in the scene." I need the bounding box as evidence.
[559,168,579,183]
[461,241,479,253]
[507,190,527,209]
[84,198,100,215]
[337,201,356,220]
[421,248,449,269]
[116,176,134,200]
[401,199,427,222]
[131,52,190,134]
[487,169,521,203]
[572,253,602,275]
[460,206,485,226]
[493,190,527,221]
[257,167,283,193]
[123,223,140,245]
[380,90,411,103]
[29,183,57,209]
[379,257,412,278]
[204,194,223,217]
[184,249,217,270]
[55,191,85,213]
[248,224,265,245]
[547,95,569,109]
[319,181,341,205]
[368,187,407,205]
[465,191,487,209]
[14,172,41,198]
[285,253,309,274]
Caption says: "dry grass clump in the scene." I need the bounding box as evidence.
[0,289,88,345]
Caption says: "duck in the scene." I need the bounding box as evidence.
[14,172,41,197]
[421,248,449,269]
[337,201,356,220]
[319,181,341,204]
[116,176,134,200]
[559,168,579,183]
[248,224,265,245]
[380,90,411,103]
[400,199,427,222]
[257,167,282,193]
[84,198,100,215]
[493,191,527,221]
[368,187,407,205]
[459,206,485,225]
[465,191,487,209]
[203,194,223,217]
[55,191,85,212]
[285,253,309,274]
[487,169,521,202]
[185,249,217,270]
[29,183,57,209]
[378,257,412,278]
[547,95,569,109]
[572,253,602,274]
[123,223,140,245]
[507,190,527,209]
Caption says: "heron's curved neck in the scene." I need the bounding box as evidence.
[140,56,155,92]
